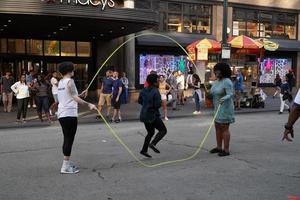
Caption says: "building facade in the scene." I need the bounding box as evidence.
[1,0,300,98]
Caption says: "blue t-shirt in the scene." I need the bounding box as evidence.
[112,79,123,98]
[235,73,244,91]
[102,77,113,94]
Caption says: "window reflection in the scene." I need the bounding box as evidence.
[61,41,76,57]
[8,39,25,54]
[26,39,43,55]
[44,40,60,56]
[233,9,297,39]
[0,38,7,53]
[77,42,91,57]
[162,2,211,34]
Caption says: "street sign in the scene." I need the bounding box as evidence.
[222,43,231,59]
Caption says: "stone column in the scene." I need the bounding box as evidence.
[297,14,300,88]
[124,0,136,89]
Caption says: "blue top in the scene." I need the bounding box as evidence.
[210,78,235,124]
[234,73,244,91]
[280,82,290,94]
[138,86,162,123]
[102,77,114,94]
[112,79,123,98]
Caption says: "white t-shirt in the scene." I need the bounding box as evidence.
[50,77,58,95]
[177,75,185,90]
[294,89,300,105]
[11,81,30,99]
[57,78,78,119]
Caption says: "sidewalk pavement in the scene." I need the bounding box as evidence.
[0,96,286,129]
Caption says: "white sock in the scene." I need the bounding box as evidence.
[62,160,70,168]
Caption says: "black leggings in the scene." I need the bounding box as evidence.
[17,98,29,120]
[142,118,167,152]
[59,117,78,157]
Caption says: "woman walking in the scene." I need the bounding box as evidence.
[158,75,171,121]
[191,74,202,115]
[57,62,96,174]
[209,63,235,157]
[273,74,282,98]
[32,74,52,123]
[11,74,30,123]
[279,76,290,114]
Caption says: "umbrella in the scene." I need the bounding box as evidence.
[228,35,263,49]
[187,38,221,52]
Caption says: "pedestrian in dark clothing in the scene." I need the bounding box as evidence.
[138,74,167,158]
[286,69,295,93]
[32,74,52,123]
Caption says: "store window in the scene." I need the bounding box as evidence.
[44,40,60,56]
[160,2,211,34]
[77,42,91,57]
[0,38,7,53]
[61,41,76,57]
[233,8,298,39]
[26,39,43,55]
[7,39,25,54]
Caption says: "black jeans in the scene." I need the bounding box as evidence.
[59,117,78,157]
[35,96,50,113]
[17,98,29,120]
[142,118,167,152]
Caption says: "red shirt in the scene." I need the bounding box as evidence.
[144,81,149,88]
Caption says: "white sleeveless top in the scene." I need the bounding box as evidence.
[57,78,78,119]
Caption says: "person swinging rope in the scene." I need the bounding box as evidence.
[57,62,97,174]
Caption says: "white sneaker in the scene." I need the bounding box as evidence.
[28,105,31,108]
[193,111,202,115]
[33,104,37,108]
[164,117,169,121]
[60,164,80,174]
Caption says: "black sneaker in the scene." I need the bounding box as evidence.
[218,151,230,157]
[279,112,283,114]
[140,151,152,158]
[115,119,120,123]
[149,144,160,153]
[209,148,222,154]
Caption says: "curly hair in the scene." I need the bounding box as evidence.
[213,63,232,79]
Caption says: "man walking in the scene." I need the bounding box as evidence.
[1,72,14,112]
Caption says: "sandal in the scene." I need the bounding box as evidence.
[209,147,222,154]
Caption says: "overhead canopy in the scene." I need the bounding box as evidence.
[136,31,216,47]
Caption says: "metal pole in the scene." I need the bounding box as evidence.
[222,0,228,45]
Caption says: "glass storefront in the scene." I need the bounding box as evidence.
[26,39,43,55]
[0,38,91,57]
[159,2,212,34]
[233,8,297,39]
[7,39,25,54]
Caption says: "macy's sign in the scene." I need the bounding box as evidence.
[46,0,115,10]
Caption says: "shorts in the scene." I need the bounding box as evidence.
[235,90,242,100]
[112,98,121,109]
[161,94,167,101]
[98,93,112,106]
[53,94,58,103]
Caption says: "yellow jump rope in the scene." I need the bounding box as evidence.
[84,32,220,168]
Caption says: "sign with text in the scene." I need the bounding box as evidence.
[197,45,208,61]
[46,0,115,10]
[221,43,231,59]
